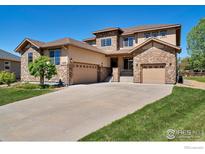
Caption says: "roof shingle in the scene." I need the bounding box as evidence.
[0,49,20,62]
[26,38,106,54]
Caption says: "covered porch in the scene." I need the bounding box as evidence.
[110,55,133,76]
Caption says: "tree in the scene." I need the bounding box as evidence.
[179,57,191,71]
[0,71,16,86]
[187,18,205,70]
[29,56,57,85]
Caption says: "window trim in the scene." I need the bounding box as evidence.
[152,32,158,38]
[123,37,134,47]
[28,52,33,64]
[144,32,151,39]
[49,49,61,65]
[101,38,112,47]
[160,30,167,37]
[4,61,11,71]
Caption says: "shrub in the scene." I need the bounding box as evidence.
[0,71,16,86]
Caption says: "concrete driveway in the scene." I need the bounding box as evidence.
[0,83,173,141]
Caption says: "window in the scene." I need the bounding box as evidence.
[123,37,134,47]
[123,58,133,70]
[101,38,112,47]
[144,33,151,38]
[28,52,33,64]
[160,30,167,37]
[4,61,10,70]
[152,32,158,37]
[49,49,60,65]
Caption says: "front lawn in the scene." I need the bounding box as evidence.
[185,76,205,83]
[80,87,205,141]
[0,84,53,106]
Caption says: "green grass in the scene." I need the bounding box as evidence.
[80,87,205,141]
[0,87,52,106]
[185,76,205,83]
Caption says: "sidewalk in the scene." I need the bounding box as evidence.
[176,79,205,90]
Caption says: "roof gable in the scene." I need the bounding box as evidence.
[129,38,181,54]
[15,38,45,52]
[15,37,106,55]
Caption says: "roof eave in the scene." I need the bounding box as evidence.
[129,38,181,54]
[15,38,40,53]
[93,28,123,35]
[122,25,181,35]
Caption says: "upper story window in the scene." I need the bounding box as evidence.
[123,37,134,47]
[28,52,33,64]
[144,33,151,38]
[4,61,10,70]
[101,38,112,47]
[152,32,158,37]
[49,49,60,65]
[160,30,167,37]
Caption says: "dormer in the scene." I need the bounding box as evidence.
[92,27,123,51]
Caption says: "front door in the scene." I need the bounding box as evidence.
[111,58,118,68]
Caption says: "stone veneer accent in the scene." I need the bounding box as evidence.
[95,30,120,51]
[133,42,177,84]
[112,67,120,82]
[99,67,111,82]
[21,46,41,82]
[21,46,69,85]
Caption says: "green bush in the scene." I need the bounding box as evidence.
[0,71,16,86]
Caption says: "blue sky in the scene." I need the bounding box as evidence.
[0,5,204,58]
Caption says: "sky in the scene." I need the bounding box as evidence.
[0,5,204,58]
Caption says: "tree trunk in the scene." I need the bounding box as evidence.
[40,76,44,86]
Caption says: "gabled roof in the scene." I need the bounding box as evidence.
[121,24,181,35]
[129,38,181,53]
[15,37,106,55]
[83,37,96,42]
[105,38,181,56]
[0,49,20,62]
[84,24,181,41]
[93,27,123,34]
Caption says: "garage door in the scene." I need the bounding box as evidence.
[142,64,165,84]
[73,63,98,84]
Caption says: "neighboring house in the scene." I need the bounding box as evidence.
[0,49,21,79]
[15,24,181,85]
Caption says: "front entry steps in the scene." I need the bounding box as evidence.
[120,76,133,82]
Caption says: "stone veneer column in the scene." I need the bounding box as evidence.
[112,67,120,82]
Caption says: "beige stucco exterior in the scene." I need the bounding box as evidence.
[68,46,110,67]
[18,25,180,85]
[119,28,177,50]
[20,43,111,85]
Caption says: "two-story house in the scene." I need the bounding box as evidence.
[15,24,181,85]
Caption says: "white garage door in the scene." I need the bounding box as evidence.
[142,64,165,84]
[73,63,98,84]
